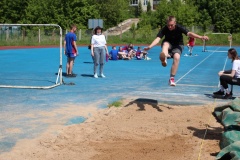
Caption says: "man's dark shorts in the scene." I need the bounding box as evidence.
[161,41,184,58]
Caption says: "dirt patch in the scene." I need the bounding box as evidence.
[0,98,223,160]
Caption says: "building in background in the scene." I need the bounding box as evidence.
[130,0,153,11]
[153,0,160,9]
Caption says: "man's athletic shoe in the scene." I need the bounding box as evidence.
[169,77,176,86]
[160,52,167,67]
[213,90,224,95]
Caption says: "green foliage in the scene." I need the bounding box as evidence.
[23,0,99,30]
[0,0,240,37]
[147,1,152,12]
[107,100,123,108]
[198,9,212,32]
[129,23,137,39]
[137,1,143,17]
[209,0,232,32]
[230,0,240,33]
[92,0,130,28]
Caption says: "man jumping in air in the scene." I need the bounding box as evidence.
[144,16,209,86]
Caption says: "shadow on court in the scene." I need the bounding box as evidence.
[124,98,162,112]
[204,94,236,100]
[187,126,222,140]
[81,74,94,78]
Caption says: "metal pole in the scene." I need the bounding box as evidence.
[59,26,63,84]
[78,29,81,40]
[38,28,41,43]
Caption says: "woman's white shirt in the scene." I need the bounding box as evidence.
[232,59,240,78]
[91,34,106,47]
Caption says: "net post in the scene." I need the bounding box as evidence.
[59,25,63,84]
[228,34,232,48]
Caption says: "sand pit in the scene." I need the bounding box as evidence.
[0,98,223,160]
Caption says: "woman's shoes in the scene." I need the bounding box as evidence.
[213,90,232,99]
[213,90,224,95]
[223,93,232,99]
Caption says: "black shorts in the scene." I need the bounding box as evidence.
[161,41,184,58]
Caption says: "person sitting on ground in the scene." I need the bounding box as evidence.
[127,43,136,58]
[122,43,136,59]
[109,46,118,60]
[136,46,150,60]
[213,48,240,99]
[118,46,131,60]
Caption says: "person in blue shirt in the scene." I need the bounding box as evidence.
[109,46,118,60]
[64,24,78,77]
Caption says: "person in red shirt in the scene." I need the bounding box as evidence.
[187,37,195,56]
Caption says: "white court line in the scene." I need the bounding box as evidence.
[131,91,208,98]
[205,50,227,53]
[176,47,220,84]
[130,91,200,97]
[176,84,217,88]
[217,54,229,88]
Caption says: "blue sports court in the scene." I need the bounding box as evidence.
[0,45,240,153]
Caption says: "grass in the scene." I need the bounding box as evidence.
[107,100,123,108]
[0,29,240,46]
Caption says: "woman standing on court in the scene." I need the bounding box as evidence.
[213,48,240,99]
[91,26,109,78]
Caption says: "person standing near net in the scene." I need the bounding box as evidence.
[213,48,240,99]
[144,16,209,86]
[64,24,78,77]
[91,26,109,78]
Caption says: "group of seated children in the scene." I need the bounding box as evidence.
[109,44,151,60]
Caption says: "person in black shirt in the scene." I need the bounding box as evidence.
[144,16,209,86]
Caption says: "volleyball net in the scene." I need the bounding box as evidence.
[202,33,232,52]
[0,24,63,89]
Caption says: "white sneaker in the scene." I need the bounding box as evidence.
[100,74,105,78]
[169,77,176,86]
[94,74,98,78]
[146,57,151,60]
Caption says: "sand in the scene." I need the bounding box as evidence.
[0,98,223,160]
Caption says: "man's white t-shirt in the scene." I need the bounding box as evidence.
[91,35,106,47]
[232,59,240,78]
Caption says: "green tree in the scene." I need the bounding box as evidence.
[137,0,143,17]
[230,0,240,33]
[154,0,172,28]
[129,23,137,39]
[198,9,212,32]
[24,0,99,29]
[147,1,152,12]
[0,0,28,23]
[91,0,130,28]
[209,0,232,32]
